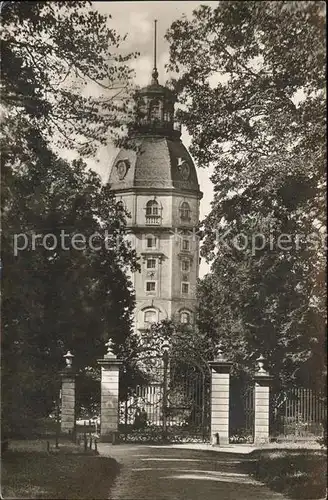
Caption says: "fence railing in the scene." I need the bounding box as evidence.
[271,388,326,438]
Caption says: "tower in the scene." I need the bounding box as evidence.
[108,21,202,333]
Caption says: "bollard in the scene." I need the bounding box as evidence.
[46,441,50,453]
[94,439,98,453]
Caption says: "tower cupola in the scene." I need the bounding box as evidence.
[131,20,181,140]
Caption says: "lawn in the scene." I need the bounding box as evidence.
[241,447,327,499]
[1,440,120,499]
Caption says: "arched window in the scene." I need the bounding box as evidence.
[180,311,191,324]
[145,200,161,225]
[144,309,157,326]
[116,200,125,212]
[180,201,191,220]
[146,200,159,216]
[149,99,161,122]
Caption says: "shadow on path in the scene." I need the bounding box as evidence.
[98,444,288,500]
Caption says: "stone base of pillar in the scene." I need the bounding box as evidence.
[211,432,229,446]
[99,431,120,444]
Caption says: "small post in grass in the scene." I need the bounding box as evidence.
[83,420,87,451]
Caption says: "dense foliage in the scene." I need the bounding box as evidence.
[1,152,140,432]
[166,1,326,390]
[1,0,136,160]
[1,1,140,433]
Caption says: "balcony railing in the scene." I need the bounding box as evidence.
[146,215,161,225]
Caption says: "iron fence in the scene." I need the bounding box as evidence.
[271,388,326,439]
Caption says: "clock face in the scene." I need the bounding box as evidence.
[179,160,190,180]
[116,160,129,180]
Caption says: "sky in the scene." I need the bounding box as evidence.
[85,1,220,277]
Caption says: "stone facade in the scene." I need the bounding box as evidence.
[108,78,202,333]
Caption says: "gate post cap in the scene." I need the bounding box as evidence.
[215,347,227,362]
[254,355,273,382]
[209,347,232,373]
[60,351,76,375]
[104,339,116,359]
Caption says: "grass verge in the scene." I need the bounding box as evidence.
[241,448,327,499]
[1,444,120,499]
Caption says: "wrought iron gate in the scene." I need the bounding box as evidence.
[229,379,254,443]
[119,357,211,443]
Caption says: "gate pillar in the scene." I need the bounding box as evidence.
[60,351,76,435]
[254,355,272,444]
[209,349,232,445]
[97,341,122,443]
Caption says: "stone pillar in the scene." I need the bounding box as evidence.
[97,340,122,442]
[254,355,273,444]
[60,351,76,435]
[209,350,232,445]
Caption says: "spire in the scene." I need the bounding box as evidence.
[151,19,159,84]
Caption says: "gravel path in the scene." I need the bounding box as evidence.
[98,443,287,500]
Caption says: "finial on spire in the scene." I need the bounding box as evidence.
[151,19,159,84]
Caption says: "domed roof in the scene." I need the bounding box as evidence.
[108,137,202,196]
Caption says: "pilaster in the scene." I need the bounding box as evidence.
[98,342,122,443]
[209,351,232,445]
[254,356,273,444]
[60,366,76,434]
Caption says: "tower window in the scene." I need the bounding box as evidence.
[181,259,190,272]
[180,311,191,324]
[149,99,161,122]
[147,258,156,269]
[181,282,189,294]
[180,201,191,220]
[145,200,161,225]
[146,281,156,293]
[146,236,157,248]
[116,200,125,212]
[146,200,159,216]
[144,309,157,326]
[182,239,190,251]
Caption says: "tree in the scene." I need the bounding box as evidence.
[1,1,141,433]
[166,1,326,391]
[1,1,137,160]
[1,149,140,433]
